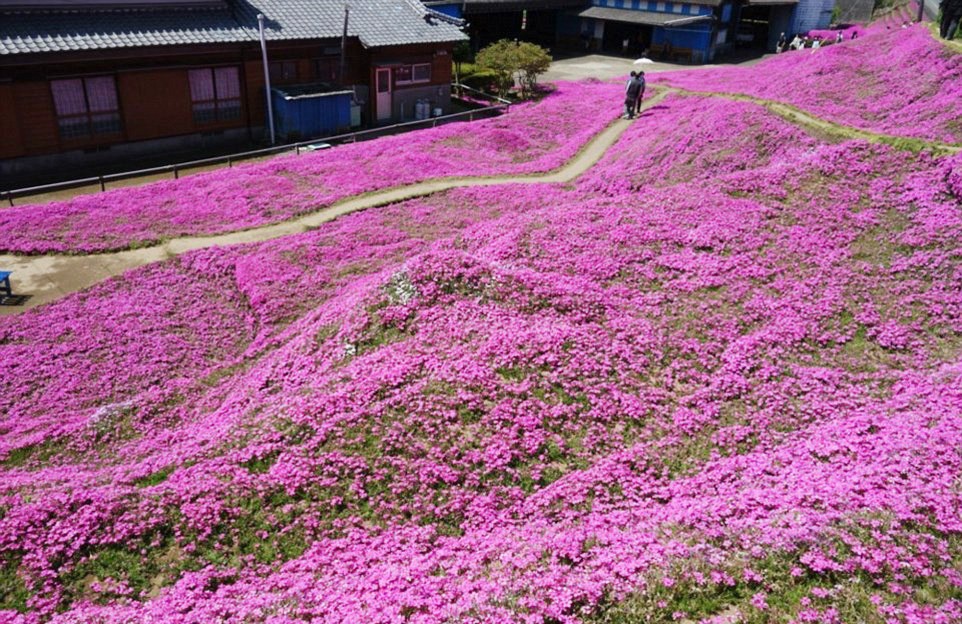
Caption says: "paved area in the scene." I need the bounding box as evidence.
[542,52,771,83]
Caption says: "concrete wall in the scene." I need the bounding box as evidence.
[390,84,452,122]
[793,0,835,33]
[834,0,873,23]
[0,127,251,181]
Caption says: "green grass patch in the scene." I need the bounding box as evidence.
[0,558,29,613]
[133,465,175,488]
[1,438,66,468]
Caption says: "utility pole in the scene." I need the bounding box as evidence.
[257,13,276,145]
[340,5,350,86]
[917,0,925,22]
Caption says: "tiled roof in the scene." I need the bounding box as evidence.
[0,0,466,56]
[432,0,585,14]
[240,0,466,48]
[0,6,251,54]
[580,5,717,22]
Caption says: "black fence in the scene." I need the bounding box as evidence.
[1,85,510,207]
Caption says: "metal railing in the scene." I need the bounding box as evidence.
[1,85,510,206]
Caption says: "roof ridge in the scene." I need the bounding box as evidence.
[423,5,467,27]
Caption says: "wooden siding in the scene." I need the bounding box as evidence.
[12,81,58,156]
[0,83,25,158]
[243,59,265,128]
[118,69,192,141]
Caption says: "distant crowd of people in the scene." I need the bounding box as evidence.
[775,29,856,54]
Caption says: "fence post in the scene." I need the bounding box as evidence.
[295,145,300,155]
[228,157,233,168]
[99,176,106,192]
[174,166,179,180]
[4,191,12,207]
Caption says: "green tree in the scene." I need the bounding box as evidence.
[476,39,553,99]
[476,39,518,98]
[515,41,552,98]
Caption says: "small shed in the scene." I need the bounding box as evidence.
[271,84,355,141]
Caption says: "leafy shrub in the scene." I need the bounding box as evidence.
[476,39,553,99]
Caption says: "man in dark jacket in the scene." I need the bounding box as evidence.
[942,0,962,40]
[624,72,643,119]
[633,71,646,116]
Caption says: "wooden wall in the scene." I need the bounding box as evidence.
[118,69,193,142]
[0,84,25,159]
[10,81,58,157]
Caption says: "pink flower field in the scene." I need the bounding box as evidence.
[2,26,962,624]
[0,80,621,255]
[654,24,962,145]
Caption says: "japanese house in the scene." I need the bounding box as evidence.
[0,0,466,180]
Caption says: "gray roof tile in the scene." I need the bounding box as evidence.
[241,0,466,48]
[0,0,466,56]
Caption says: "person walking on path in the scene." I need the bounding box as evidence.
[777,32,787,52]
[623,71,643,119]
[633,71,646,116]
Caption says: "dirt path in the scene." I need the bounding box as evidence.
[0,90,667,315]
[3,85,959,316]
[668,87,962,155]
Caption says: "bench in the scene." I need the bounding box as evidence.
[0,271,11,298]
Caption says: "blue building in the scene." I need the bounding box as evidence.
[578,0,835,58]
[578,0,731,62]
[427,0,835,61]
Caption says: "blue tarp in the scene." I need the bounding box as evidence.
[271,85,353,140]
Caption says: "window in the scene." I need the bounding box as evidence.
[50,76,122,140]
[395,63,431,85]
[188,67,241,124]
[313,57,339,82]
[413,64,431,82]
[269,60,298,83]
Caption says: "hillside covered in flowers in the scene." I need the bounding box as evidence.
[1,22,962,624]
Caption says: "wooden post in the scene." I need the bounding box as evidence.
[340,6,350,86]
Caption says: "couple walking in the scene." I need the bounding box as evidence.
[623,71,646,119]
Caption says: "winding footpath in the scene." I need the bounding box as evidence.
[2,87,959,316]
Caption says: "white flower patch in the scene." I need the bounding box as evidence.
[386,271,417,305]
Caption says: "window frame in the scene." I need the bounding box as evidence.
[394,62,432,86]
[50,75,123,142]
[188,66,243,126]
[268,60,299,84]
